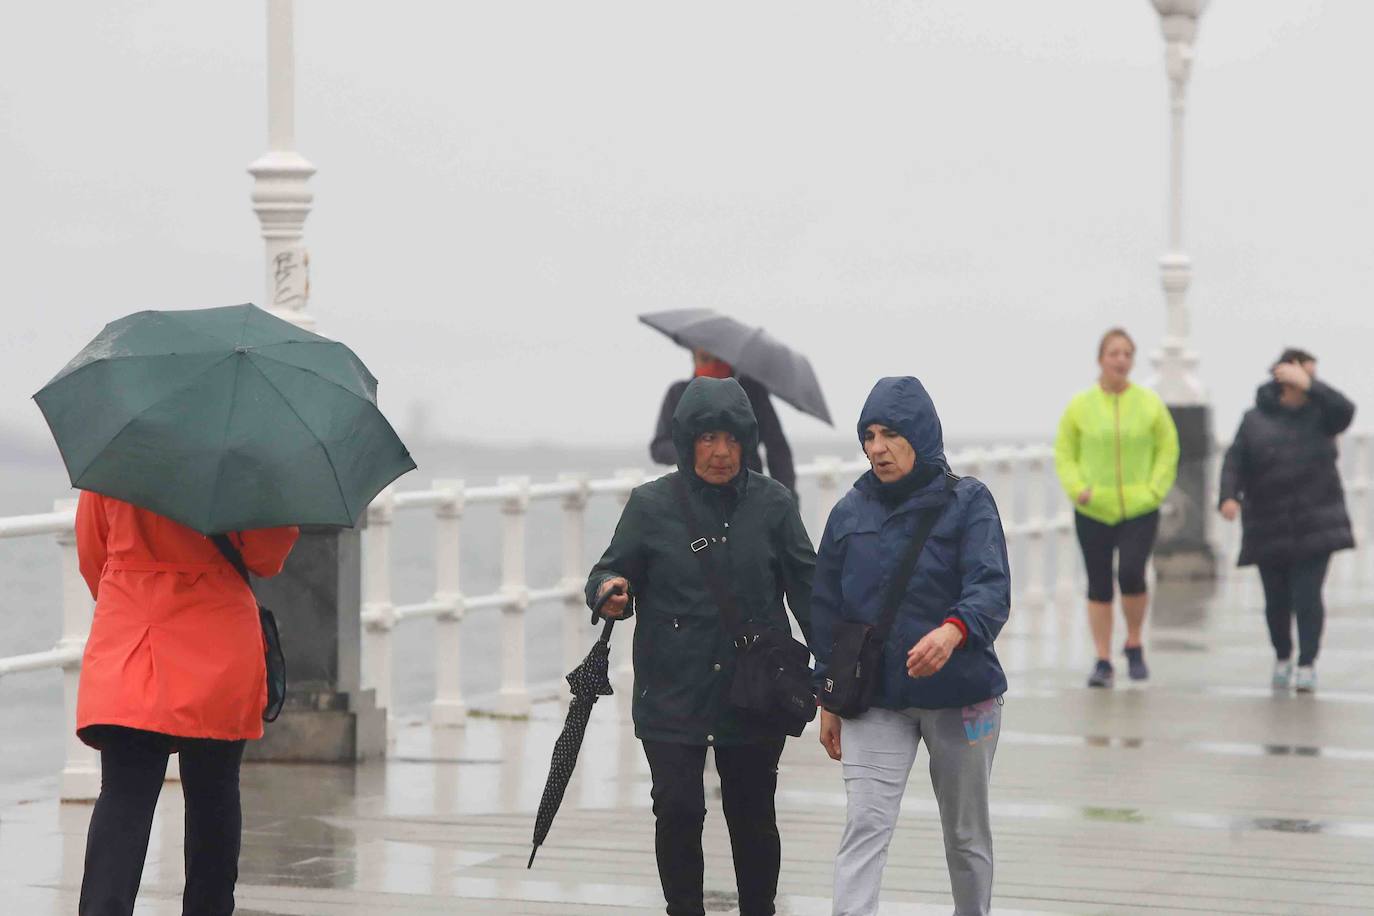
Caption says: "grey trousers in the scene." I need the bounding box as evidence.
[832,701,1001,916]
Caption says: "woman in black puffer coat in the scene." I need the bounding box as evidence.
[1219,348,1355,693]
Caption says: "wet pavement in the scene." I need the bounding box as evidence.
[5,564,1374,913]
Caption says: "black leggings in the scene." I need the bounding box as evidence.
[1258,553,1331,666]
[1075,510,1161,603]
[79,726,246,916]
[642,738,786,916]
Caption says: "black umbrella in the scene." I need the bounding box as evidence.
[639,308,832,425]
[527,588,622,868]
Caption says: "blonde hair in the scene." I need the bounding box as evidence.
[1098,327,1136,360]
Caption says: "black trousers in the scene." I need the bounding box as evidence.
[79,726,246,916]
[1075,510,1161,603]
[1257,553,1332,666]
[641,738,786,916]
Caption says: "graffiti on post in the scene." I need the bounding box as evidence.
[272,247,310,310]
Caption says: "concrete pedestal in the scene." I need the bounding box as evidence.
[245,525,386,762]
[1154,404,1219,580]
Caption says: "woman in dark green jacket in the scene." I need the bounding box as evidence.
[587,376,815,916]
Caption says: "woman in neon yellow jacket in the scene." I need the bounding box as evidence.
[1054,328,1179,688]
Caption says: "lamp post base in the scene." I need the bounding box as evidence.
[1154,403,1219,580]
[242,526,388,762]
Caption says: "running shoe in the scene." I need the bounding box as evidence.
[1087,659,1114,688]
[1295,665,1316,694]
[1124,645,1149,681]
[1272,660,1293,690]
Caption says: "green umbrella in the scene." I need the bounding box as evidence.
[34,303,416,534]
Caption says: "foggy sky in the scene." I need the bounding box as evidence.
[3,1,1371,466]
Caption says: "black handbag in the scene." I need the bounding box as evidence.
[211,535,287,723]
[820,474,955,719]
[671,474,817,738]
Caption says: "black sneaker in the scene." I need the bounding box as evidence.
[1124,645,1149,681]
[1087,659,1114,688]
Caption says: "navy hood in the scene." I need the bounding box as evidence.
[857,376,947,470]
[671,377,760,479]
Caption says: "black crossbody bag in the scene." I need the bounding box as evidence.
[820,474,955,719]
[671,474,817,738]
[211,535,287,723]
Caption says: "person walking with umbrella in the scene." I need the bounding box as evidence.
[34,304,414,916]
[73,495,298,916]
[642,309,834,496]
[1218,348,1356,693]
[587,376,815,916]
[651,347,797,493]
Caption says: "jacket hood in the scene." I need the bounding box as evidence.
[857,376,947,469]
[672,377,760,478]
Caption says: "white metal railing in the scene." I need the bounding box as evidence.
[8,433,1370,801]
[0,499,100,800]
[357,443,1079,728]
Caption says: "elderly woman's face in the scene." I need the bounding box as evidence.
[694,430,742,484]
[863,424,916,483]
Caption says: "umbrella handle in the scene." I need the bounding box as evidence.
[590,584,625,626]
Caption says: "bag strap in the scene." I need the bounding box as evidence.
[873,473,957,642]
[210,534,253,590]
[670,473,749,645]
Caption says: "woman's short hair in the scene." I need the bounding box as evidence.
[1098,327,1136,359]
[1277,347,1316,366]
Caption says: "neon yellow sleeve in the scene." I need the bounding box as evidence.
[1150,398,1180,499]
[1053,400,1086,503]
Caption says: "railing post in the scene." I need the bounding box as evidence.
[559,474,590,702]
[993,447,1017,516]
[1055,505,1079,604]
[497,476,531,716]
[962,447,986,486]
[813,456,843,539]
[55,498,99,802]
[1206,437,1227,563]
[1021,447,1049,608]
[361,486,396,717]
[611,469,643,676]
[431,479,467,726]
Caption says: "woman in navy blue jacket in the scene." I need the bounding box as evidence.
[812,377,1010,916]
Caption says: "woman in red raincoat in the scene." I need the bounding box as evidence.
[74,491,298,916]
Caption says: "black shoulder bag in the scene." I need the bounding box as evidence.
[671,474,817,738]
[820,474,955,719]
[210,535,287,723]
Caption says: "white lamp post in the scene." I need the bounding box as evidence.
[249,0,316,330]
[1149,0,1209,405]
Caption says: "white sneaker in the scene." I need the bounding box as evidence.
[1295,665,1316,693]
[1272,660,1293,690]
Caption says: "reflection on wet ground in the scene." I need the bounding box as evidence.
[1000,729,1374,761]
[5,575,1374,913]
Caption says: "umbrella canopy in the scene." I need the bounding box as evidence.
[639,308,832,425]
[528,602,619,868]
[34,303,415,534]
